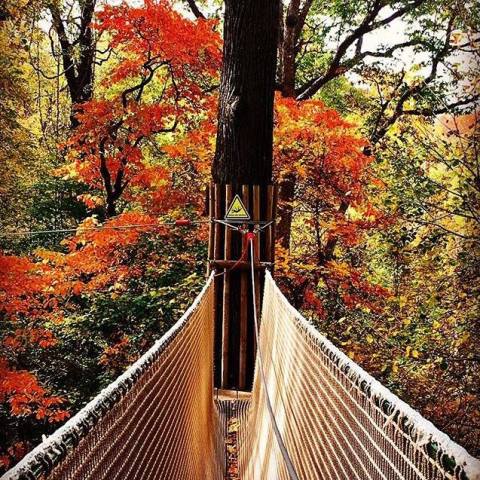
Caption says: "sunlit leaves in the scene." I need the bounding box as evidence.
[67,0,221,215]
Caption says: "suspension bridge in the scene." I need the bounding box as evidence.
[2,266,480,479]
[2,184,480,480]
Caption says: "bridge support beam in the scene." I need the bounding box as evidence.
[208,183,277,390]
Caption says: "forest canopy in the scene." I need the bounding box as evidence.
[0,0,479,471]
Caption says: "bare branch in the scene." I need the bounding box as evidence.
[296,0,428,100]
[185,0,205,19]
[402,94,480,116]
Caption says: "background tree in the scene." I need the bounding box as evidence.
[274,0,479,248]
[44,0,96,127]
[66,1,221,216]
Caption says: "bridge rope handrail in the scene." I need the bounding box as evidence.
[1,273,216,480]
[238,270,480,480]
[2,268,480,480]
[248,238,300,480]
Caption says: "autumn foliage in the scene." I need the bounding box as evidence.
[1,0,479,471]
[272,97,390,313]
[62,0,221,216]
[1,1,220,467]
[0,256,69,469]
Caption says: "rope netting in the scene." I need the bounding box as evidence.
[3,267,480,480]
[2,273,222,480]
[238,270,480,480]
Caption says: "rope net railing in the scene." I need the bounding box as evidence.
[2,273,222,480]
[3,266,480,480]
[238,270,480,480]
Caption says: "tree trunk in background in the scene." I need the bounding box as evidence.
[276,172,296,249]
[276,1,299,249]
[212,0,280,185]
[49,0,96,128]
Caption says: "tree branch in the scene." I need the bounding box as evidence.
[185,0,205,19]
[296,0,428,100]
[371,15,457,143]
[350,39,425,64]
[401,94,480,116]
[294,0,314,45]
[49,3,78,98]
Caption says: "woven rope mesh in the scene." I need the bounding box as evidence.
[3,275,222,480]
[238,271,480,480]
[4,270,480,480]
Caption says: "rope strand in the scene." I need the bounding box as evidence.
[0,219,210,238]
[248,237,300,480]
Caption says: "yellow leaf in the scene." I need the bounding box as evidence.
[366,334,374,344]
[405,346,411,357]
[456,332,470,346]
[227,419,239,433]
[412,349,420,359]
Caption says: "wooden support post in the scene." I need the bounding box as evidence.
[239,185,249,390]
[265,184,274,264]
[221,186,233,387]
[214,184,222,262]
[207,183,215,275]
[208,184,277,390]
[252,186,261,359]
[272,185,278,272]
[213,184,223,387]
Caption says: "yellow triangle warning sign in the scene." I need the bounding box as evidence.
[225,194,250,221]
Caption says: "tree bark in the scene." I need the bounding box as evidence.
[49,0,96,128]
[212,0,280,185]
[211,0,279,389]
[277,0,302,249]
[277,172,296,249]
[281,0,299,97]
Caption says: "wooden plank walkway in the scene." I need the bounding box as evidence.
[215,390,250,480]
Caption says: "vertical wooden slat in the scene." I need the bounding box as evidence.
[271,184,278,271]
[252,185,261,262]
[224,186,233,260]
[213,183,222,388]
[221,185,233,387]
[239,185,250,390]
[265,185,274,264]
[214,184,222,261]
[207,182,215,274]
[252,186,261,356]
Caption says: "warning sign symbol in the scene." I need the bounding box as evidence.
[225,194,250,221]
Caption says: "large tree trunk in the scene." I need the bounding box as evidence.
[212,0,280,185]
[212,0,279,389]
